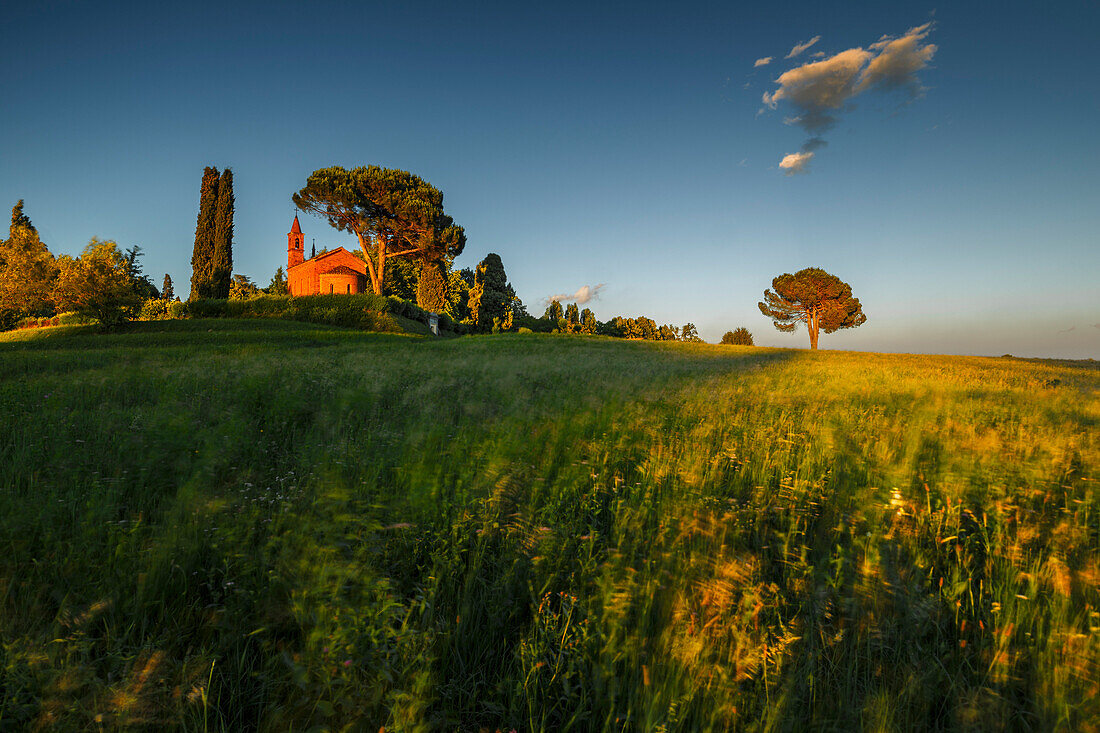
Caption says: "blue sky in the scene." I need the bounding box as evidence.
[2,0,1097,356]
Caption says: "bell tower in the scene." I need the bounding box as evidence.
[287,214,305,268]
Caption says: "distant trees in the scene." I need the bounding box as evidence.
[54,239,144,329]
[721,328,754,346]
[229,274,261,300]
[0,202,56,329]
[759,267,866,349]
[680,323,702,342]
[468,253,509,332]
[266,267,288,295]
[161,274,175,301]
[292,166,466,295]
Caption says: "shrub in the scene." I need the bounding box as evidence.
[721,327,754,346]
[166,301,187,319]
[139,299,171,320]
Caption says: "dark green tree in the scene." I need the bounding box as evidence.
[758,267,866,349]
[123,245,160,300]
[189,167,220,300]
[10,200,36,237]
[292,166,466,295]
[229,274,260,300]
[468,253,508,332]
[721,327,754,346]
[266,267,288,295]
[382,256,419,299]
[161,274,174,301]
[680,323,701,342]
[416,259,448,313]
[211,168,234,299]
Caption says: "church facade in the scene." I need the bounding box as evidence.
[285,215,370,296]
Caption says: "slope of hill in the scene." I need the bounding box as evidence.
[1,320,1097,730]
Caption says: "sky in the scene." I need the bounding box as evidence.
[2,0,1098,357]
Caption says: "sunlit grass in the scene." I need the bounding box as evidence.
[1,320,1097,730]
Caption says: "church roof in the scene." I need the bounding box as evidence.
[290,214,302,234]
[320,265,363,276]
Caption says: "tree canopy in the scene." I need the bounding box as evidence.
[54,239,144,329]
[721,327,754,346]
[758,267,866,349]
[292,166,466,295]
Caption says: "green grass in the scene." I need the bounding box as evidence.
[1,319,1097,731]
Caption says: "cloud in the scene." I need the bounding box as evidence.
[546,283,605,305]
[761,23,936,171]
[786,36,821,59]
[779,151,814,174]
[754,56,773,67]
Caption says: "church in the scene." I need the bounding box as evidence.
[285,215,369,296]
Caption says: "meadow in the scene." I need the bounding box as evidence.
[1,320,1097,731]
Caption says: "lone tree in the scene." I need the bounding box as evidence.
[292,166,465,295]
[758,267,866,349]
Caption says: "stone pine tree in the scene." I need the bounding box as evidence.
[467,253,508,332]
[292,166,465,295]
[210,168,234,299]
[161,274,174,301]
[416,259,448,313]
[189,167,220,300]
[758,267,866,349]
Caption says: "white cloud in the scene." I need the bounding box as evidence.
[779,151,814,174]
[786,35,821,59]
[546,283,605,305]
[754,56,773,67]
[760,24,937,171]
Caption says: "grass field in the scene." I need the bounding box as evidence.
[1,320,1097,731]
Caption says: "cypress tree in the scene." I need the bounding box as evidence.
[162,274,174,301]
[416,259,448,313]
[211,168,234,299]
[189,167,219,300]
[467,253,508,333]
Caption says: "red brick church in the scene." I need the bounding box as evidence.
[285,215,369,295]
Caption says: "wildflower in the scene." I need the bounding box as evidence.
[343,659,352,667]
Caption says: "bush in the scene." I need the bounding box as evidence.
[138,299,171,320]
[721,327,754,346]
[166,301,187,319]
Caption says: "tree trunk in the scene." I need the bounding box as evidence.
[356,232,384,295]
[808,308,819,349]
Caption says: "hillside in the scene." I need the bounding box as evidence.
[1,320,1097,730]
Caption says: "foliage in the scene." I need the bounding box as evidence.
[9,199,36,237]
[123,245,160,300]
[211,168,234,299]
[292,166,466,295]
[468,253,509,332]
[266,267,288,296]
[680,323,702,342]
[228,274,261,301]
[446,267,472,322]
[580,308,598,335]
[759,267,866,349]
[1,322,1097,730]
[721,327,754,346]
[53,239,143,329]
[138,298,170,320]
[189,167,220,300]
[0,220,57,330]
[416,259,448,313]
[161,273,174,301]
